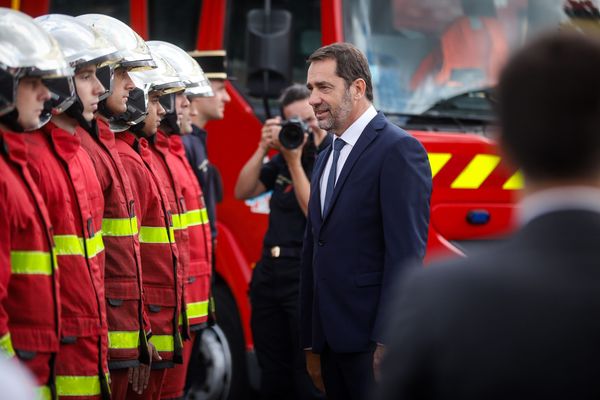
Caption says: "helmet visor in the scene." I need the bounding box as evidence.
[0,69,17,116]
[96,64,114,101]
[43,76,76,114]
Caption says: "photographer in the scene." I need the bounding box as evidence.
[235,84,330,400]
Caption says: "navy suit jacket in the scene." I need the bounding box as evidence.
[300,111,432,353]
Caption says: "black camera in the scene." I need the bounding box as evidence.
[279,117,310,149]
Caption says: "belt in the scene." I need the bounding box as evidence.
[263,246,302,259]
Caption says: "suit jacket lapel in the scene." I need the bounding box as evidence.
[322,112,386,223]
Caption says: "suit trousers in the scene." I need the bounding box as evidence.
[320,344,375,400]
[250,257,324,400]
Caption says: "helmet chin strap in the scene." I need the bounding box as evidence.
[160,111,180,134]
[65,96,93,133]
[0,108,24,132]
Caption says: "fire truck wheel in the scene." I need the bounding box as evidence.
[213,280,251,400]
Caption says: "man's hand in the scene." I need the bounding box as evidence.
[305,350,325,393]
[279,133,307,165]
[373,343,385,382]
[260,117,282,151]
[128,342,161,394]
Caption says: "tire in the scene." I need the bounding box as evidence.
[186,279,252,400]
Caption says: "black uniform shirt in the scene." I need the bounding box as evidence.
[259,134,332,249]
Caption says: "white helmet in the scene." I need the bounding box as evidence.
[76,14,156,71]
[111,52,185,132]
[35,14,121,108]
[147,41,213,97]
[0,8,73,130]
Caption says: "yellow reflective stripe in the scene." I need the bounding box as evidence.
[85,231,104,258]
[37,385,52,400]
[149,335,174,352]
[187,301,209,320]
[185,208,208,227]
[102,217,139,237]
[56,375,101,396]
[503,170,524,190]
[427,153,452,178]
[172,214,185,230]
[54,235,84,256]
[10,251,52,275]
[451,154,501,189]
[54,234,104,258]
[108,331,140,350]
[0,333,15,358]
[139,226,171,244]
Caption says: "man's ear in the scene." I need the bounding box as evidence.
[353,79,366,100]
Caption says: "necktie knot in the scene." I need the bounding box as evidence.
[333,138,346,152]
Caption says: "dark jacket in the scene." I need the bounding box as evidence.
[377,209,600,400]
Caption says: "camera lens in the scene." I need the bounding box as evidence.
[279,119,306,149]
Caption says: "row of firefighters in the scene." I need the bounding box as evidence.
[0,8,222,400]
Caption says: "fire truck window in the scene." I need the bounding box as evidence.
[148,0,202,50]
[49,0,129,23]
[226,0,321,102]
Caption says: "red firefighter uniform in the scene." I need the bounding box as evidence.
[114,131,183,398]
[26,122,109,400]
[79,118,151,394]
[0,131,60,399]
[160,131,213,400]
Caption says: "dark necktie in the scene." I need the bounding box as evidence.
[323,138,346,214]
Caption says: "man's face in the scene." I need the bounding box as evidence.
[282,98,321,135]
[196,79,231,121]
[306,58,353,134]
[141,92,166,137]
[106,67,134,115]
[175,92,192,134]
[74,65,105,122]
[16,76,51,130]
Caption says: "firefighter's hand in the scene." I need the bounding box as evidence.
[260,117,282,151]
[128,342,161,394]
[373,343,385,382]
[305,350,325,393]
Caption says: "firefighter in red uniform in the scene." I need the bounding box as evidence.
[0,9,72,399]
[113,50,184,400]
[147,41,215,400]
[24,14,112,400]
[75,13,160,399]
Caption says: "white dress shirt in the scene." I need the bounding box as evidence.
[519,186,600,226]
[320,105,378,213]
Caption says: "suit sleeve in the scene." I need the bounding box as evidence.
[375,268,433,400]
[299,188,316,350]
[372,134,432,344]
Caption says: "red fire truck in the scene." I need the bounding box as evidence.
[5,0,579,398]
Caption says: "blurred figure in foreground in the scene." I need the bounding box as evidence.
[377,32,600,400]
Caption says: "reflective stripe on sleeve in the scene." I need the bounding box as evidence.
[139,226,172,244]
[108,331,140,350]
[102,217,138,237]
[54,233,104,259]
[85,231,104,258]
[172,214,185,230]
[10,251,53,275]
[37,385,52,400]
[56,375,101,396]
[187,301,209,320]
[0,332,15,358]
[185,208,208,227]
[149,334,174,352]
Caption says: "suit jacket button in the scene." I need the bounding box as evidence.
[318,240,324,247]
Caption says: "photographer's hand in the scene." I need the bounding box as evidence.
[261,117,282,151]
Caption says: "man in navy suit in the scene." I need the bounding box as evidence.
[300,42,432,400]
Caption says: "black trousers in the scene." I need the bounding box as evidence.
[250,257,324,400]
[320,344,376,400]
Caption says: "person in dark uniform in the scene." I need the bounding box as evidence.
[183,50,231,246]
[234,84,330,400]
